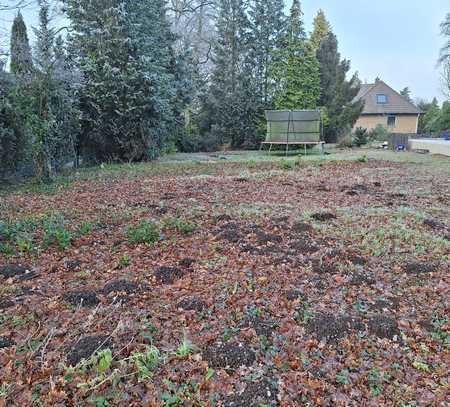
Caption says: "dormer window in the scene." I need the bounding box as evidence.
[377,94,388,104]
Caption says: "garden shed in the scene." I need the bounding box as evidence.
[261,109,324,154]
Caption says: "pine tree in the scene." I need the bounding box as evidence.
[400,87,412,102]
[65,0,180,162]
[288,0,305,42]
[27,0,63,180]
[438,101,450,130]
[0,65,27,174]
[204,0,260,148]
[271,0,320,110]
[310,9,331,51]
[418,98,441,133]
[316,32,362,142]
[128,0,180,156]
[33,0,55,71]
[10,11,33,76]
[249,0,285,104]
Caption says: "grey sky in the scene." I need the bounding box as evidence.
[302,0,448,103]
[1,0,448,103]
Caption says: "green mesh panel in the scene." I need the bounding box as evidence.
[265,110,321,143]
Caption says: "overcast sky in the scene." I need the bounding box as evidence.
[1,0,448,103]
[303,0,448,103]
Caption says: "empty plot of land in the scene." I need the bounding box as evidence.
[0,150,448,405]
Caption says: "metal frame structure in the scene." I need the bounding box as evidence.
[261,109,324,156]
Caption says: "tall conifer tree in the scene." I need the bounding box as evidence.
[205,0,260,148]
[64,0,180,162]
[249,0,285,105]
[271,0,320,110]
[310,9,331,51]
[316,32,362,142]
[10,11,33,76]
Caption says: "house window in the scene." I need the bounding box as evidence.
[377,94,388,104]
[387,115,396,128]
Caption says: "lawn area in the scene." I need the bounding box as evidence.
[0,148,449,406]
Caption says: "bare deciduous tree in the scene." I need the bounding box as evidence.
[442,60,450,98]
[168,0,217,75]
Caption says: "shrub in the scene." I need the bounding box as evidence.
[118,254,131,268]
[368,124,389,141]
[132,345,161,381]
[162,217,196,235]
[175,336,197,358]
[353,127,368,146]
[174,219,196,235]
[279,159,296,170]
[0,242,15,257]
[78,221,94,236]
[42,213,72,250]
[176,132,221,153]
[16,233,34,253]
[337,133,354,148]
[127,220,160,245]
[356,155,368,163]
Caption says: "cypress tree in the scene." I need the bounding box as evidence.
[399,87,412,102]
[204,0,260,148]
[249,0,286,105]
[317,32,362,142]
[28,0,65,181]
[271,0,320,110]
[288,0,305,42]
[65,0,178,162]
[310,9,331,51]
[33,0,55,72]
[418,98,441,133]
[10,11,33,76]
[0,65,27,174]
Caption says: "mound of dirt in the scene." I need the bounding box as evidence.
[63,290,99,307]
[0,264,33,279]
[312,261,338,274]
[0,298,15,309]
[0,336,14,349]
[242,316,276,338]
[289,239,319,254]
[306,313,365,342]
[101,280,141,295]
[154,266,186,284]
[285,289,305,301]
[179,258,195,268]
[291,222,314,233]
[349,272,375,286]
[220,230,243,243]
[311,212,336,222]
[177,297,207,312]
[423,218,445,230]
[160,192,177,200]
[215,214,232,222]
[370,297,400,312]
[66,260,82,271]
[404,261,437,274]
[241,244,283,256]
[223,378,279,407]
[254,230,282,245]
[272,215,290,224]
[368,315,400,340]
[347,255,367,265]
[203,342,256,369]
[67,335,112,366]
